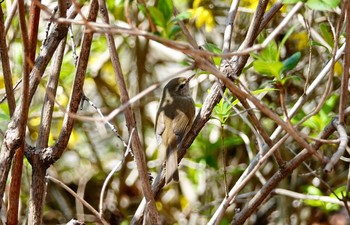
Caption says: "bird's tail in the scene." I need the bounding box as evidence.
[166,143,179,184]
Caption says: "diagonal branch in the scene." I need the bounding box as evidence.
[339,1,350,123]
[231,108,350,225]
[7,0,31,223]
[0,4,72,207]
[51,0,98,159]
[97,0,161,224]
[0,6,15,115]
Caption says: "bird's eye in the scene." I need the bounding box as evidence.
[179,83,186,89]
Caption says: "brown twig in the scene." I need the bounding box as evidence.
[131,0,285,223]
[37,2,68,149]
[98,0,161,224]
[231,108,350,224]
[47,175,109,225]
[324,118,348,172]
[4,0,17,34]
[339,1,350,123]
[51,0,97,160]
[28,0,41,67]
[0,5,15,115]
[27,2,85,224]
[222,0,239,54]
[37,38,67,148]
[7,0,30,223]
[99,128,134,216]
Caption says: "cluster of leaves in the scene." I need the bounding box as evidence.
[251,31,302,85]
[284,0,340,11]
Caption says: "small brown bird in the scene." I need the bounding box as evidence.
[155,76,195,184]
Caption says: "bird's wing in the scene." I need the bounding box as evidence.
[155,110,165,144]
[172,110,191,145]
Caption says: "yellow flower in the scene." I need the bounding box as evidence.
[289,31,309,51]
[334,61,343,77]
[241,0,287,12]
[189,6,215,32]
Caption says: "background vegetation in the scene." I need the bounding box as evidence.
[0,0,349,224]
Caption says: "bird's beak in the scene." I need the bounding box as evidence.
[186,74,196,83]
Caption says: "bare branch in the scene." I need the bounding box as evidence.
[271,43,346,140]
[37,0,68,149]
[0,6,15,115]
[4,0,17,34]
[222,0,239,54]
[98,0,161,224]
[272,188,350,206]
[28,0,41,66]
[52,0,98,157]
[7,0,31,222]
[339,1,350,123]
[230,108,350,224]
[99,129,134,216]
[37,38,67,148]
[324,118,348,172]
[47,175,109,225]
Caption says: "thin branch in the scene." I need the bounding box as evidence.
[270,43,346,140]
[230,108,350,224]
[99,128,134,216]
[222,0,239,54]
[97,0,161,224]
[52,0,98,157]
[30,66,194,125]
[37,37,67,148]
[272,188,350,206]
[36,1,68,147]
[4,0,17,34]
[131,0,284,223]
[174,8,199,49]
[7,0,31,223]
[324,118,348,172]
[28,0,41,66]
[0,5,15,115]
[47,176,109,225]
[339,1,350,123]
[82,95,129,147]
[257,0,283,33]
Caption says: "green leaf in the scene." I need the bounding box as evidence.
[310,40,329,50]
[232,88,277,105]
[137,3,146,15]
[214,95,234,124]
[158,0,173,23]
[261,40,279,61]
[202,43,222,65]
[172,11,191,22]
[250,52,261,60]
[167,24,181,39]
[322,94,338,114]
[279,25,297,58]
[301,94,338,132]
[253,60,283,79]
[319,23,333,47]
[202,43,221,54]
[306,0,340,11]
[280,75,302,85]
[330,186,347,199]
[305,185,323,196]
[303,186,324,207]
[283,0,301,3]
[148,6,166,28]
[281,52,301,73]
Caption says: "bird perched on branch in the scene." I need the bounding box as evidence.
[155,76,195,184]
